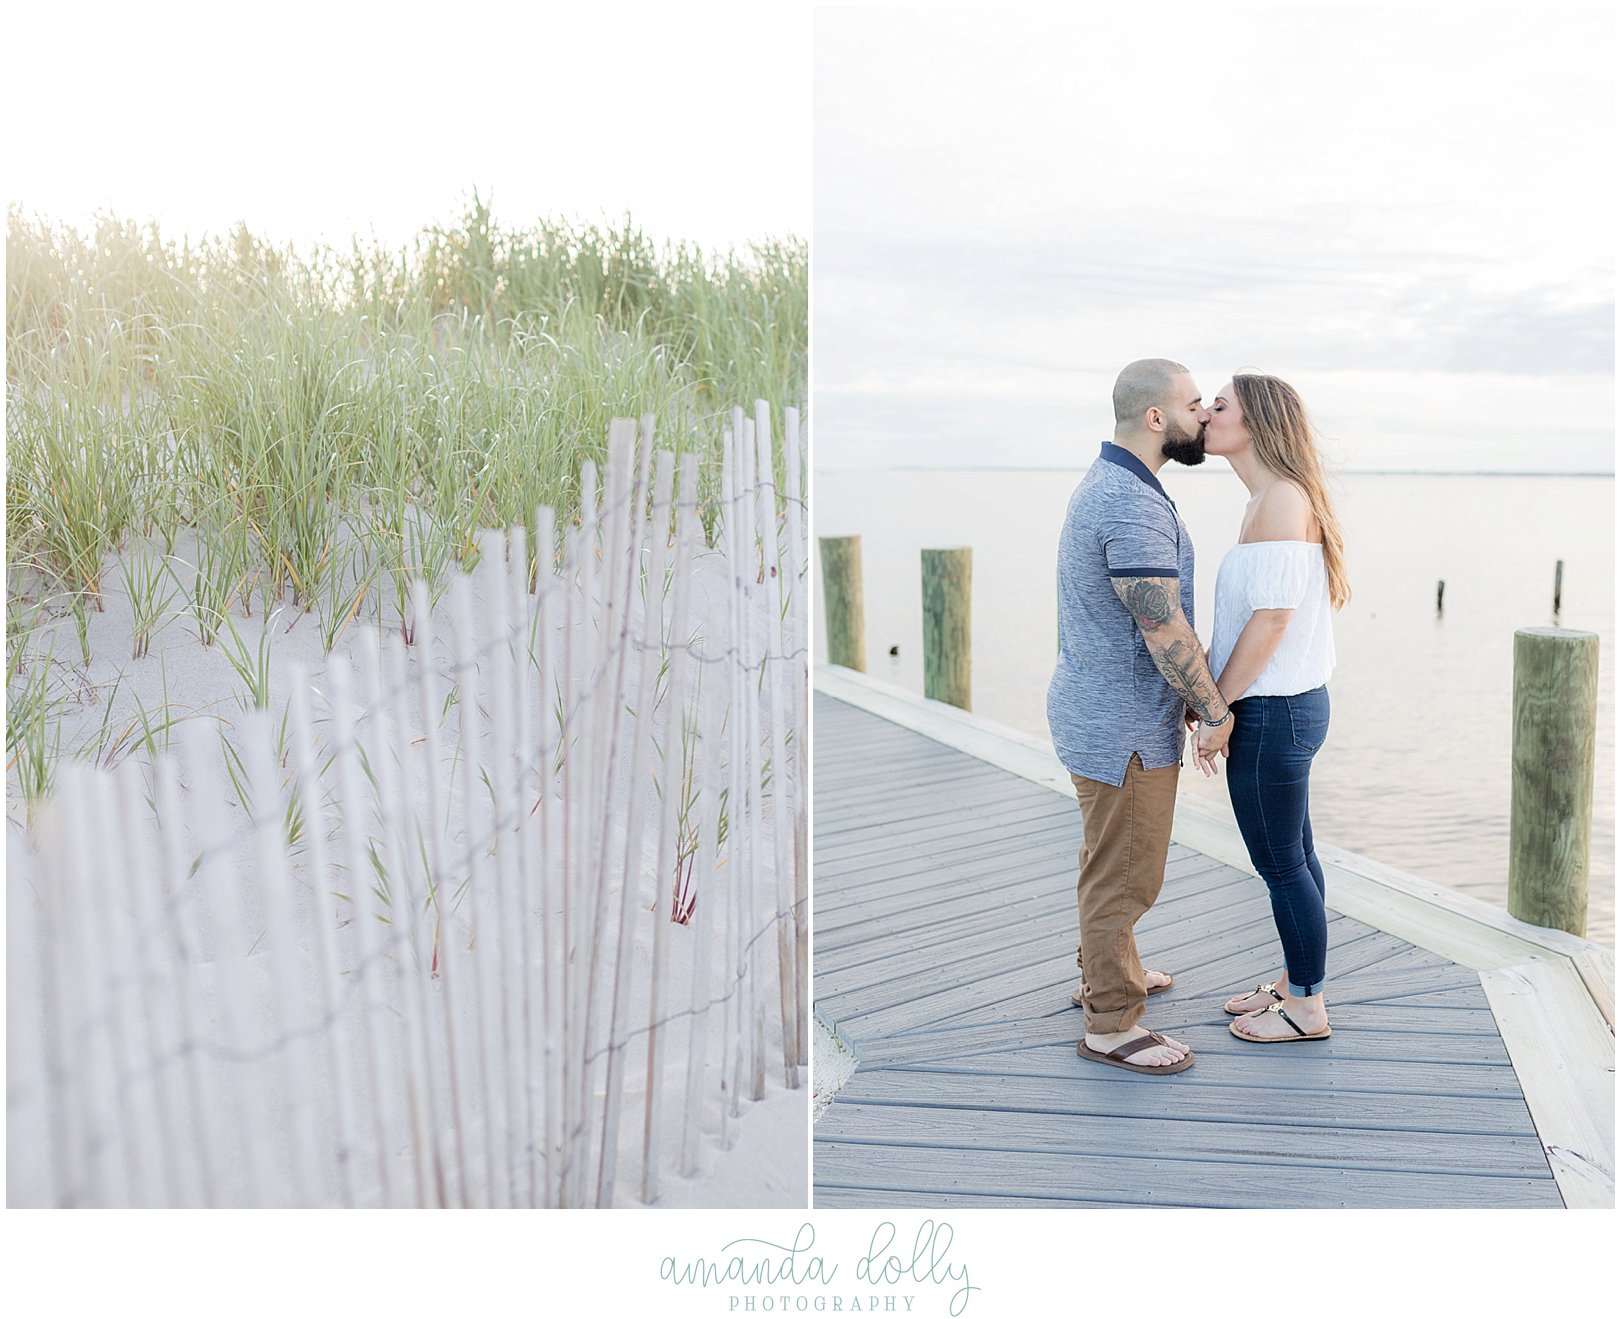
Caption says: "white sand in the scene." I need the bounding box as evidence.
[812,1016,859,1121]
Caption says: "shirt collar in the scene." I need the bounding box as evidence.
[1099,442,1174,506]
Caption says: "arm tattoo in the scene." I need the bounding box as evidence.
[1112,577,1176,632]
[1112,577,1228,721]
[1153,636,1227,724]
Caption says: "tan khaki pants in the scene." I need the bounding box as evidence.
[1071,754,1180,1034]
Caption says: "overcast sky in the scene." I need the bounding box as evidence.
[814,4,1615,472]
[5,4,810,255]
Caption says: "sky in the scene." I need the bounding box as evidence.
[4,3,810,255]
[814,3,1616,473]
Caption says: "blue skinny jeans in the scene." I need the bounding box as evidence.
[1224,685,1330,996]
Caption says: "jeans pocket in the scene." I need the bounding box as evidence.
[1287,694,1329,753]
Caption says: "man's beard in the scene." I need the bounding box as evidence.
[1161,418,1207,466]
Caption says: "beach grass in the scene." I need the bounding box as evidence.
[6,201,805,832]
[6,200,806,653]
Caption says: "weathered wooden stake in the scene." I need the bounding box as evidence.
[819,535,866,671]
[1508,626,1598,935]
[922,547,972,711]
[1553,559,1564,617]
[1436,580,1445,613]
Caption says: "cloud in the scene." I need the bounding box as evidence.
[818,229,1612,379]
[1397,286,1615,376]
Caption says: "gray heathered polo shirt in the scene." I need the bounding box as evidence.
[1045,442,1196,787]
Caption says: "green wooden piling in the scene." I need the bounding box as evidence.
[819,535,866,672]
[1508,626,1598,935]
[922,547,972,711]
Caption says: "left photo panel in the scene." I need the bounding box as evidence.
[4,4,810,1208]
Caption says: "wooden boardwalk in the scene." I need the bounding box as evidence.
[813,684,1602,1209]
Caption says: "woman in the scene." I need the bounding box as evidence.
[1196,373,1349,1043]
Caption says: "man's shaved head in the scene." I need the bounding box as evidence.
[1113,358,1190,435]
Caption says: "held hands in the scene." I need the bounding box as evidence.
[1191,711,1233,777]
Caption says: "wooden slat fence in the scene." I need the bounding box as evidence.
[6,406,807,1207]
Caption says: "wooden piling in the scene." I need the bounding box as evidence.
[1436,580,1445,613]
[922,547,972,711]
[1508,627,1598,935]
[819,535,866,671]
[1553,560,1564,616]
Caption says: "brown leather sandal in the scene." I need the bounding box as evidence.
[1076,1029,1195,1075]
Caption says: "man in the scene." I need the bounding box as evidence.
[1045,358,1232,1075]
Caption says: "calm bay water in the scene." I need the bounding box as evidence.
[816,469,1615,947]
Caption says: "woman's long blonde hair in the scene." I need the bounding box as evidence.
[1232,373,1351,610]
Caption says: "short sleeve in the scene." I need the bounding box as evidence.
[1097,511,1180,579]
[1243,543,1313,609]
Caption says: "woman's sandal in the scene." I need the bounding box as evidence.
[1228,1002,1332,1042]
[1224,982,1284,1015]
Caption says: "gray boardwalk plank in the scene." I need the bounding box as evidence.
[814,882,1264,1008]
[815,1186,1141,1209]
[889,924,1469,1038]
[830,1067,1541,1137]
[851,1003,1508,1066]
[817,767,1049,818]
[818,820,1080,891]
[813,857,1247,972]
[823,849,1251,965]
[821,906,1429,1038]
[852,1008,1515,1070]
[813,1142,1564,1208]
[812,695,1559,1207]
[815,805,1076,872]
[895,919,1349,1035]
[818,1103,1554,1178]
[816,771,1041,824]
[873,1044,1525,1098]
[812,845,1079,933]
[820,847,1236,925]
[814,821,1079,896]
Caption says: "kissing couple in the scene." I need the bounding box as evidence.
[1047,358,1350,1075]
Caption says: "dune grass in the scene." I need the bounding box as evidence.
[6,200,805,650]
[6,201,805,826]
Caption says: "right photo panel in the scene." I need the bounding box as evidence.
[811,6,1615,1209]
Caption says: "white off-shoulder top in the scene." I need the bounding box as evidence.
[1208,540,1335,699]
